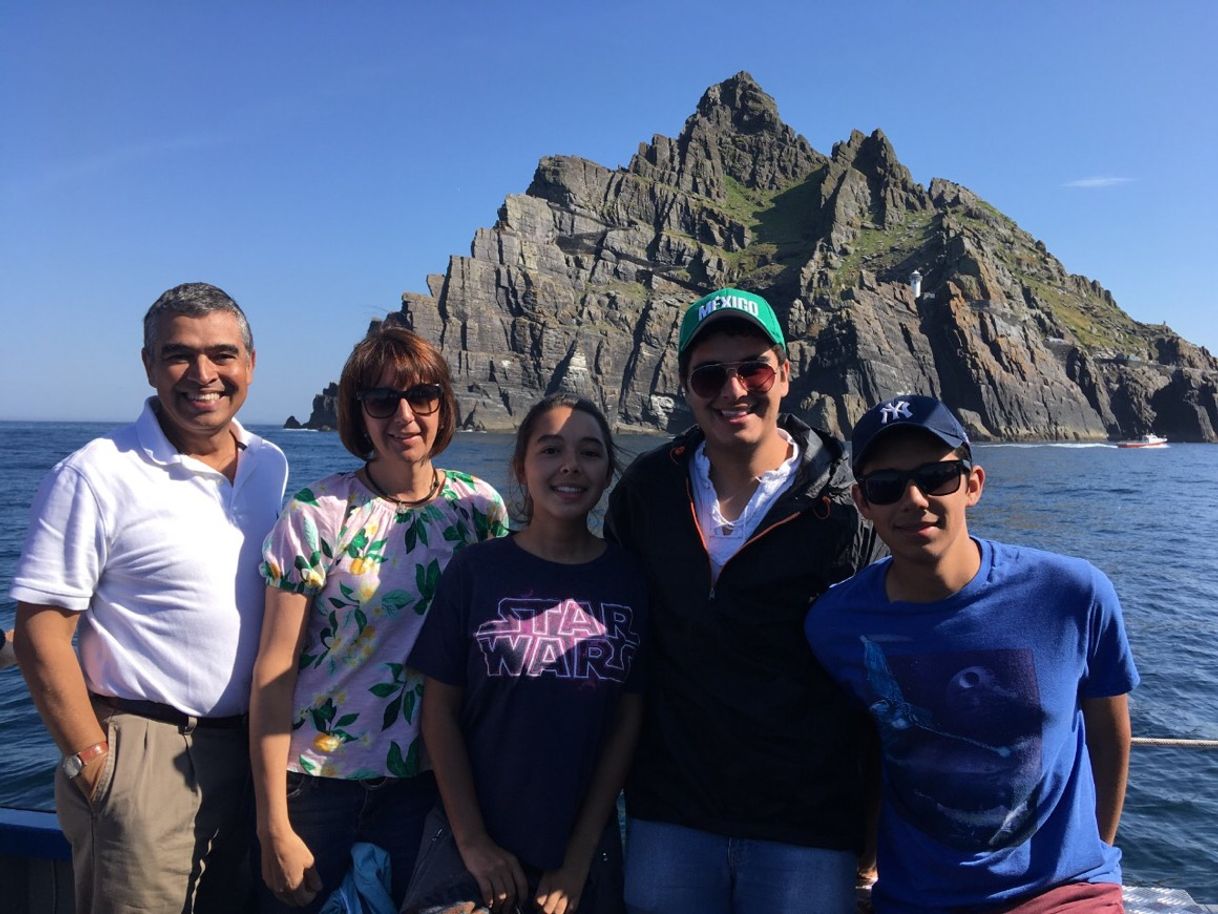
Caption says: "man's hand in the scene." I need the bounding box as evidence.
[535,857,591,914]
[260,827,323,908]
[457,834,528,911]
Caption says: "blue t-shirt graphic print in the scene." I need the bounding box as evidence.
[862,639,1044,851]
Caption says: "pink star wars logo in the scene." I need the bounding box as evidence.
[474,598,639,681]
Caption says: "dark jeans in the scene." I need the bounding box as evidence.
[623,818,856,914]
[401,804,625,914]
[257,770,438,914]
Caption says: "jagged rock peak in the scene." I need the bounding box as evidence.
[628,71,825,199]
[695,71,785,135]
[817,127,931,233]
[832,129,902,174]
[827,129,923,196]
[928,177,979,208]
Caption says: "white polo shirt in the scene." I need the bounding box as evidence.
[10,399,288,717]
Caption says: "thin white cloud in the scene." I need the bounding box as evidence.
[3,133,232,198]
[1063,176,1134,189]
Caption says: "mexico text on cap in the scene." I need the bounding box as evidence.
[677,288,786,355]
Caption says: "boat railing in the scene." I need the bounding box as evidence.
[1131,736,1218,748]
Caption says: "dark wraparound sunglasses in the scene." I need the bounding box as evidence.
[356,384,443,419]
[858,459,972,505]
[687,359,777,399]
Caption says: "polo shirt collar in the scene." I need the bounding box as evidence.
[135,397,250,470]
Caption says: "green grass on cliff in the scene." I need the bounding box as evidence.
[941,199,1151,357]
[721,176,769,227]
[1020,276,1148,354]
[721,172,825,246]
[703,173,826,279]
[830,210,937,293]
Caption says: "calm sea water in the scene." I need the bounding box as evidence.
[1,421,1216,901]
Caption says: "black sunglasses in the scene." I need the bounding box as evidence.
[356,384,443,419]
[687,359,777,399]
[858,459,972,505]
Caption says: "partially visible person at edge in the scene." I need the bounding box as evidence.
[805,395,1137,914]
[604,287,884,914]
[403,394,647,914]
[248,325,509,913]
[0,628,17,670]
[13,282,288,914]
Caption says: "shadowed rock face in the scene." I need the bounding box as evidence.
[298,71,1218,442]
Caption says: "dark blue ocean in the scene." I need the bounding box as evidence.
[1,421,1215,901]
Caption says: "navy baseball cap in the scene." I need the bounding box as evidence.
[851,395,970,475]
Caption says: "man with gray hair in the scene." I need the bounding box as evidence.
[14,282,289,914]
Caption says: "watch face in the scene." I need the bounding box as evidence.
[61,754,83,779]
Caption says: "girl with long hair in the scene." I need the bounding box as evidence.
[404,394,647,914]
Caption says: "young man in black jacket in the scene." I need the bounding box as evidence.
[605,288,881,914]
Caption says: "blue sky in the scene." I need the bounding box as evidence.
[2,1,1214,423]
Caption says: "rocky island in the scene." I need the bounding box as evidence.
[290,72,1217,442]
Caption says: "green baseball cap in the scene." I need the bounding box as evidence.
[677,288,786,355]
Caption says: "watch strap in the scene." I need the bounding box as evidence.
[75,741,108,767]
[62,740,109,777]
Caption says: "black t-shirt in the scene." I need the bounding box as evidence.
[409,536,647,869]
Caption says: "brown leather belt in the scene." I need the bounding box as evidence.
[93,694,246,732]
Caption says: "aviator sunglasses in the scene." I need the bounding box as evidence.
[356,384,443,419]
[687,359,777,399]
[858,459,972,505]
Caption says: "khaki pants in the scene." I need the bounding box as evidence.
[55,700,254,914]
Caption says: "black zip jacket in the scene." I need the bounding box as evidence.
[605,414,882,850]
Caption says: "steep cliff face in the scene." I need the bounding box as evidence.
[299,72,1218,442]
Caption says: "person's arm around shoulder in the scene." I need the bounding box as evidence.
[1082,693,1131,844]
[536,692,642,914]
[15,603,108,799]
[248,586,323,907]
[421,677,529,910]
[0,628,17,670]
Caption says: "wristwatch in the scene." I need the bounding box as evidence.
[60,741,108,779]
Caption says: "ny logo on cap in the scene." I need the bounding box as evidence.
[880,400,912,424]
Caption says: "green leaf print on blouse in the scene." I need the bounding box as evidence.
[446,469,476,488]
[386,737,421,778]
[472,505,498,540]
[442,521,471,545]
[444,476,510,541]
[369,663,425,732]
[415,559,442,615]
[401,503,447,551]
[301,577,382,672]
[296,696,361,764]
[379,590,413,615]
[298,604,341,671]
[265,512,331,593]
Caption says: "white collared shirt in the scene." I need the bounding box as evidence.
[690,429,801,581]
[10,398,289,716]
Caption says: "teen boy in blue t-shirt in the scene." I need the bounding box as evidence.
[805,395,1138,913]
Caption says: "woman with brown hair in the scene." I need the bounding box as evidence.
[249,325,509,912]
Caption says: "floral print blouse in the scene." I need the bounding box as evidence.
[261,469,508,780]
